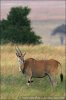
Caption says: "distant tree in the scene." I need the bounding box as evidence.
[1,7,42,44]
[51,24,66,45]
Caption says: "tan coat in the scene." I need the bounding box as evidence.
[22,58,61,78]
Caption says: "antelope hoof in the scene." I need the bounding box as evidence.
[26,83,30,86]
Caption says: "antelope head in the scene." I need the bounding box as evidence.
[16,46,26,72]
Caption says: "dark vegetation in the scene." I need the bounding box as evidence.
[0,7,42,44]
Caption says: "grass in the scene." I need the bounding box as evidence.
[0,44,66,100]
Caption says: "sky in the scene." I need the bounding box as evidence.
[1,0,65,21]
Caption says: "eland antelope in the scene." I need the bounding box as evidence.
[16,47,63,86]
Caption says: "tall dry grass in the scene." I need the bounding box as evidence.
[1,44,65,76]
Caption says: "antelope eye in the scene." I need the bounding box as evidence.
[19,55,21,57]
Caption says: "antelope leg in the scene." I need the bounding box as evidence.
[26,77,32,86]
[47,73,57,87]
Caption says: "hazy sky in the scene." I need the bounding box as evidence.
[1,0,65,21]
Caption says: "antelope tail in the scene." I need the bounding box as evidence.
[58,62,63,82]
[60,73,63,82]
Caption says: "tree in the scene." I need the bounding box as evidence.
[51,24,66,45]
[7,7,31,27]
[1,7,42,44]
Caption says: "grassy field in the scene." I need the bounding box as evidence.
[0,44,66,100]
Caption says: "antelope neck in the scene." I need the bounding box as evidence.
[18,57,24,65]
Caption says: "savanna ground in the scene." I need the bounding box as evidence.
[0,44,66,100]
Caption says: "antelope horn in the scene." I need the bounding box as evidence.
[15,46,22,54]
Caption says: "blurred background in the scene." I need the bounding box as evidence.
[1,0,66,45]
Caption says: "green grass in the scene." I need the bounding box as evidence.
[1,74,65,99]
[0,44,66,99]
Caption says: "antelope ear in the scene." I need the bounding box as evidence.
[23,52,26,57]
